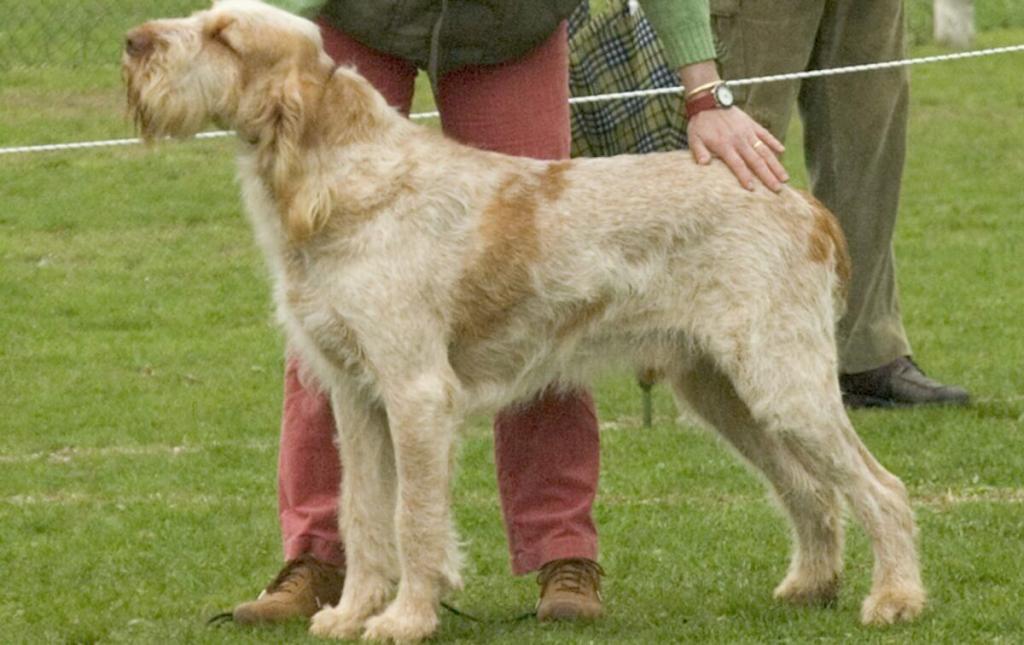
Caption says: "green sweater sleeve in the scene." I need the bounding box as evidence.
[640,0,717,70]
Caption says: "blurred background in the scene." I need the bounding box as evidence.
[2,1,1023,149]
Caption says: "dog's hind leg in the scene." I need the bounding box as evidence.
[310,383,398,640]
[831,420,927,625]
[669,357,844,607]
[701,329,925,625]
[777,406,924,625]
[361,368,464,642]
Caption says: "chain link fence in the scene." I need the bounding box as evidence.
[2,1,1023,69]
[0,1,330,69]
[0,2,213,69]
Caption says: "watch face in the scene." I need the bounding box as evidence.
[715,83,735,108]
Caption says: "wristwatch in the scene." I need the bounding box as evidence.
[684,82,735,120]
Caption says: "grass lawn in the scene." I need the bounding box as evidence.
[2,13,1023,645]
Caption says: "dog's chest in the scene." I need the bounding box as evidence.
[285,279,364,364]
[275,253,378,387]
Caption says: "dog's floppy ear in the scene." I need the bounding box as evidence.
[268,70,330,242]
[285,181,332,242]
[270,68,307,145]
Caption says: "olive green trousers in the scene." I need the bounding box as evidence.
[711,0,912,373]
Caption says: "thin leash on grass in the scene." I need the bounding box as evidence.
[439,601,537,623]
[2,42,1023,156]
[204,602,536,628]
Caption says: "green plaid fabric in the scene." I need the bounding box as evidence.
[568,0,687,158]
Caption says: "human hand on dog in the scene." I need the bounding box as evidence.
[679,61,788,192]
[687,108,788,193]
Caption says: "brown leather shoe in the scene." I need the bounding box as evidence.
[536,558,604,621]
[840,356,970,409]
[232,554,345,625]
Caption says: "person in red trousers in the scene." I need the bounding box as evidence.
[233,0,785,626]
[232,12,607,624]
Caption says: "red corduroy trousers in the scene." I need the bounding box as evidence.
[277,20,600,575]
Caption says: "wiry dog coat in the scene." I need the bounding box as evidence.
[124,1,925,640]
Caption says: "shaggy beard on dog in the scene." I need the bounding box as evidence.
[124,1,926,641]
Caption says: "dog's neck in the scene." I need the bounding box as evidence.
[317,65,402,147]
[239,61,409,244]
[257,62,394,135]
[240,62,399,172]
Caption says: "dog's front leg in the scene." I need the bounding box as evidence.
[310,383,398,640]
[362,370,464,643]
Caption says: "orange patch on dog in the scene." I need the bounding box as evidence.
[539,161,571,202]
[451,173,541,341]
[802,192,851,290]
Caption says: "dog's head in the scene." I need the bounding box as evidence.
[123,0,332,141]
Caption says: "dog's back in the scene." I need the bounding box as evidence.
[399,146,851,411]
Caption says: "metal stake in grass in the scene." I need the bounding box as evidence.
[637,369,659,429]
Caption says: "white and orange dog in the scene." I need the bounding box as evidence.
[124,1,925,640]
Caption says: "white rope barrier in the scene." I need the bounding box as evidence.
[0,130,233,155]
[3,42,1023,157]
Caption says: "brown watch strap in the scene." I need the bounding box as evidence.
[685,91,717,120]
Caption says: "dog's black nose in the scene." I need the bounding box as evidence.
[125,28,154,57]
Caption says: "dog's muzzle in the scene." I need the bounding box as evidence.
[124,27,154,58]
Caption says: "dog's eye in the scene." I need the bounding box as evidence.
[206,19,236,50]
[209,28,230,46]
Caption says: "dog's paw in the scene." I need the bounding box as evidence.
[773,572,841,607]
[310,606,364,640]
[860,586,926,625]
[362,601,438,643]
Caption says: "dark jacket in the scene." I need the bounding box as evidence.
[319,0,582,76]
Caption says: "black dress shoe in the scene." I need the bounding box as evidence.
[839,356,970,409]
